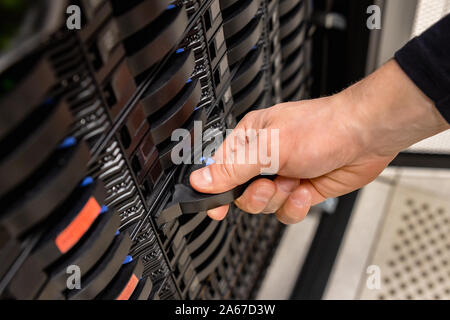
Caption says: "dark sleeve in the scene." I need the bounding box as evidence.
[394,14,450,123]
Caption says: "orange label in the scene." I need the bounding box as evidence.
[55,197,101,254]
[116,274,139,300]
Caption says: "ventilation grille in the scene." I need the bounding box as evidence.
[412,0,450,37]
[359,186,450,300]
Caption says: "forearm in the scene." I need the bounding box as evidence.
[339,60,450,158]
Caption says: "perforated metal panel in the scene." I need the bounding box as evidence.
[412,0,450,37]
[359,186,450,300]
[407,131,450,154]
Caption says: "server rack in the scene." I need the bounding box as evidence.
[0,0,312,300]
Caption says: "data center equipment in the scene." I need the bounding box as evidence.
[0,0,312,300]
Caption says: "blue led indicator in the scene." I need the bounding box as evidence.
[115,230,120,236]
[186,78,192,84]
[58,137,76,149]
[167,4,176,10]
[100,205,108,214]
[80,176,94,187]
[176,48,185,53]
[123,255,133,264]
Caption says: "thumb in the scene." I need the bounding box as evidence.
[189,162,262,194]
[190,122,268,193]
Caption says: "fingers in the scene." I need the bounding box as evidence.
[275,186,312,225]
[261,177,300,213]
[207,204,229,221]
[234,179,277,214]
[206,179,312,224]
[300,179,327,206]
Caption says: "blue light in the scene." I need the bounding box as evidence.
[123,255,133,264]
[176,48,185,54]
[80,176,94,187]
[167,4,176,10]
[115,230,120,236]
[100,205,108,214]
[58,137,76,149]
[205,158,215,166]
[186,78,192,84]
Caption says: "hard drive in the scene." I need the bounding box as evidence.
[196,227,234,281]
[37,208,121,299]
[103,60,137,121]
[29,178,107,268]
[149,77,201,145]
[97,258,144,300]
[281,22,306,60]
[125,6,188,78]
[279,0,302,16]
[0,236,21,280]
[0,57,55,141]
[120,102,150,158]
[112,0,168,40]
[158,108,206,170]
[130,277,153,300]
[282,65,305,100]
[0,100,73,197]
[279,1,305,39]
[281,45,305,82]
[219,0,241,11]
[226,15,263,66]
[232,71,265,117]
[130,130,159,184]
[67,232,132,300]
[0,141,89,238]
[141,49,195,118]
[222,0,260,38]
[231,44,264,93]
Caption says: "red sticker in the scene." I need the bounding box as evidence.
[116,274,139,300]
[55,197,101,254]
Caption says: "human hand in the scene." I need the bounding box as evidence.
[190,60,450,224]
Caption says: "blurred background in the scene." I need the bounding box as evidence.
[258,0,450,300]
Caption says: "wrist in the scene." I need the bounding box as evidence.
[339,60,449,158]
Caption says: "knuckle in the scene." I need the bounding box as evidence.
[220,162,237,181]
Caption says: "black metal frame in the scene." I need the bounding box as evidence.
[389,152,450,169]
[290,191,359,300]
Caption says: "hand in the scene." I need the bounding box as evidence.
[190,60,450,224]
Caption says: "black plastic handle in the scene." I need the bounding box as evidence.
[158,174,277,225]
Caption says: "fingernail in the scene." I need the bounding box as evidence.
[191,167,212,188]
[253,187,274,205]
[207,208,226,221]
[291,188,311,207]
